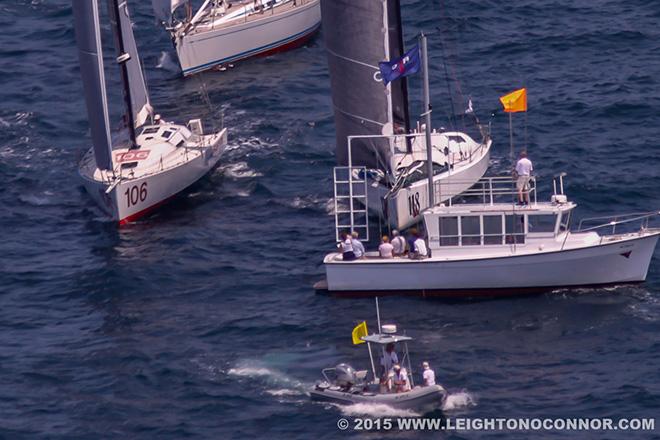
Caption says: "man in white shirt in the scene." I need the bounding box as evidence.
[378,235,394,258]
[379,343,399,387]
[351,231,365,259]
[391,230,406,256]
[422,361,436,386]
[515,151,533,205]
[410,231,428,259]
[391,364,411,393]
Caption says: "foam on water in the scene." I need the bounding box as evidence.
[220,161,263,179]
[442,391,476,411]
[281,195,334,215]
[333,402,421,418]
[227,361,311,399]
[155,51,179,73]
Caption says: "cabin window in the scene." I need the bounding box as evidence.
[527,214,557,233]
[161,130,173,139]
[460,216,481,246]
[142,127,159,135]
[439,216,459,246]
[505,214,526,244]
[483,215,503,245]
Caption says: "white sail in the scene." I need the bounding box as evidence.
[110,0,154,129]
[72,0,114,171]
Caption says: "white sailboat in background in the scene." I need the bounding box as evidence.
[154,0,321,76]
[73,0,227,225]
[321,0,491,234]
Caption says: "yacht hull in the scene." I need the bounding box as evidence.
[175,0,321,76]
[80,130,227,225]
[321,232,660,296]
[367,141,491,230]
[310,385,447,413]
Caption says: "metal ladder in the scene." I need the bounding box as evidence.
[333,166,369,242]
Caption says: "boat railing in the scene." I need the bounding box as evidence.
[577,211,660,235]
[345,128,489,173]
[436,176,537,207]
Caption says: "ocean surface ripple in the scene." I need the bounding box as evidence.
[0,0,659,438]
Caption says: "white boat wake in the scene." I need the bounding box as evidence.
[227,362,310,400]
[155,51,179,72]
[442,391,476,411]
[332,402,421,418]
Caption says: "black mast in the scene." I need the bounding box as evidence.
[108,0,137,149]
[390,0,412,153]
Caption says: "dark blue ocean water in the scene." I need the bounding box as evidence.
[1,0,659,438]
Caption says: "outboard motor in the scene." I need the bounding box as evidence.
[335,363,356,389]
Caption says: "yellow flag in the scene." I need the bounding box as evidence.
[352,321,368,345]
[499,88,527,113]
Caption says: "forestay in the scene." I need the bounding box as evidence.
[321,0,410,173]
[72,0,113,171]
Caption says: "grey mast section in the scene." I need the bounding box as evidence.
[72,0,114,171]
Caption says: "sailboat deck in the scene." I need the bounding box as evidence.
[79,123,222,183]
[191,0,315,33]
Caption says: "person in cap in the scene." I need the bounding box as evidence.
[391,364,410,393]
[391,229,406,256]
[422,361,436,386]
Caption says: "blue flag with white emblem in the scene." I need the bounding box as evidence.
[378,45,421,85]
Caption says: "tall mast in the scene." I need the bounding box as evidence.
[421,33,434,208]
[108,0,137,149]
[392,0,412,152]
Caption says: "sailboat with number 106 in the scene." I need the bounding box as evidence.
[73,0,227,225]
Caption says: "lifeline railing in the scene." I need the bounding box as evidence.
[437,176,538,207]
[577,211,660,234]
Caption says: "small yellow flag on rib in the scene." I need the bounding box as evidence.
[352,321,368,345]
[499,88,527,113]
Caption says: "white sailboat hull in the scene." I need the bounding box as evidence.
[174,0,321,76]
[322,232,660,296]
[80,128,227,224]
[367,141,491,230]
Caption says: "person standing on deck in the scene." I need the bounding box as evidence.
[515,151,533,205]
[422,361,436,386]
[351,231,365,259]
[379,343,399,388]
